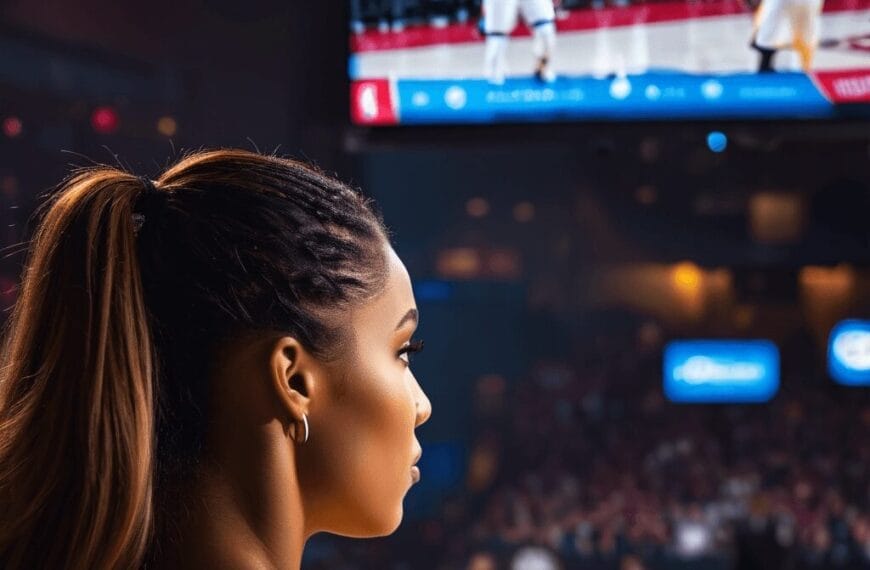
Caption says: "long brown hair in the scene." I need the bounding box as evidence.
[0,149,390,568]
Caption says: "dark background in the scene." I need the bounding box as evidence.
[1,1,868,569]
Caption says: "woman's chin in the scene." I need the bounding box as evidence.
[333,506,404,538]
[371,506,404,537]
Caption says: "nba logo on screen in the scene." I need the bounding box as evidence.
[359,84,379,120]
[350,79,398,125]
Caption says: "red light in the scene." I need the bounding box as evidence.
[91,106,120,134]
[2,117,22,138]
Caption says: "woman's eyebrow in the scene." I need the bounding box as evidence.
[395,308,418,331]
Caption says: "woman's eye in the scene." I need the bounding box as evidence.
[398,339,425,365]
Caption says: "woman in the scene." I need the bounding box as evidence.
[0,149,433,569]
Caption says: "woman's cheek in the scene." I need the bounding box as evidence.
[298,370,409,535]
[343,370,415,529]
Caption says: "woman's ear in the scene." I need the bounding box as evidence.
[269,336,315,427]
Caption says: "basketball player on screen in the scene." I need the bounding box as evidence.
[750,0,824,72]
[482,0,558,85]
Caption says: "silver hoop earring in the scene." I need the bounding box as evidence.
[297,413,309,444]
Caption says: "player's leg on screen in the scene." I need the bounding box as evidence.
[793,38,812,71]
[484,33,509,84]
[532,21,557,83]
[751,0,783,72]
[521,0,557,83]
[790,0,820,71]
[483,0,517,84]
[751,38,778,72]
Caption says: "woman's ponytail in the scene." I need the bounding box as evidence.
[0,169,158,569]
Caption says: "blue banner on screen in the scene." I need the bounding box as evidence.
[828,320,870,386]
[392,73,833,123]
[664,340,779,403]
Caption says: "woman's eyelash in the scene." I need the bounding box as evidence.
[398,339,425,360]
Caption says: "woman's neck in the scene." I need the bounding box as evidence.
[159,429,308,569]
[157,335,312,569]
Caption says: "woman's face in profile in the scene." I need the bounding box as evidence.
[300,244,432,537]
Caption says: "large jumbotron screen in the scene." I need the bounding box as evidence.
[347,0,870,124]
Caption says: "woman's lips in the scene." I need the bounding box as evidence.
[411,466,421,484]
